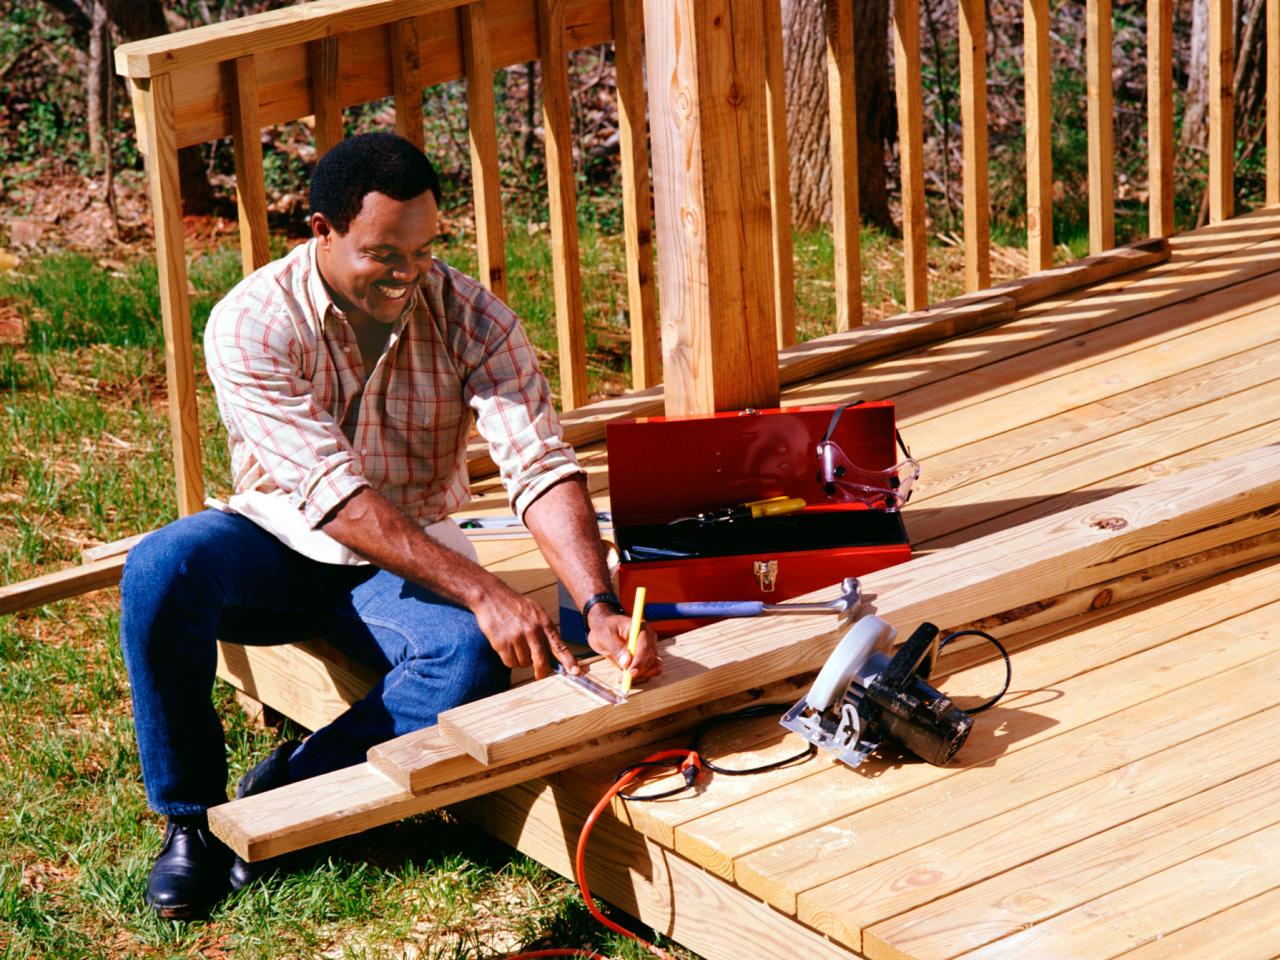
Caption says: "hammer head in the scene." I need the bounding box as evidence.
[833,577,862,616]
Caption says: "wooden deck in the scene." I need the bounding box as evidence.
[449,205,1280,959]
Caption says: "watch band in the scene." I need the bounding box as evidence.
[581,591,624,625]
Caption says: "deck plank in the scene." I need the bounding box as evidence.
[798,701,1280,948]
[862,757,1280,959]
[945,823,1280,959]
[1114,884,1280,958]
[557,561,1280,861]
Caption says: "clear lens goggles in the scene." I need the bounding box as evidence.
[816,440,920,511]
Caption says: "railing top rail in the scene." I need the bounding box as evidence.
[113,0,468,79]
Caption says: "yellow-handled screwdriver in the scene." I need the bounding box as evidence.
[670,496,806,527]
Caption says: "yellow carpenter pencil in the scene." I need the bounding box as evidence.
[620,586,646,698]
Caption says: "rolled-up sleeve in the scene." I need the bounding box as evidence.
[205,304,369,526]
[462,308,582,519]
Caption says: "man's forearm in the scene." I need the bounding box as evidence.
[319,486,500,607]
[522,475,613,612]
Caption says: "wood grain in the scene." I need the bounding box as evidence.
[231,55,271,275]
[114,0,468,78]
[803,700,1280,951]
[1023,0,1053,272]
[643,0,780,416]
[0,555,127,616]
[826,0,863,330]
[1147,0,1174,235]
[389,17,425,150]
[138,74,205,516]
[1209,0,1235,222]
[461,1,508,300]
[537,0,588,411]
[1270,0,1279,206]
[436,445,1280,765]
[893,0,927,309]
[764,0,797,347]
[1086,0,1115,253]
[958,0,990,290]
[454,780,862,960]
[307,36,343,158]
[611,0,660,386]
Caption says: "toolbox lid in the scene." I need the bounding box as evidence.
[605,401,901,527]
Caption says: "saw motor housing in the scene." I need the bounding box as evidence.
[781,619,974,769]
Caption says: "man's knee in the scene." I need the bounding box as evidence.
[120,512,244,651]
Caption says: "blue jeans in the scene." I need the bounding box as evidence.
[119,509,507,817]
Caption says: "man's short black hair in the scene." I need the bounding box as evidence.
[309,132,442,233]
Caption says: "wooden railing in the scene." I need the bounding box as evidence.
[116,0,1280,520]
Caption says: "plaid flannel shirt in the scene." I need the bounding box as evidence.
[203,239,582,564]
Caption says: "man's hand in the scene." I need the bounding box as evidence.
[470,579,579,680]
[586,608,662,683]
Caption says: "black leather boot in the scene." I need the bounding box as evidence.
[144,815,233,919]
[228,739,300,892]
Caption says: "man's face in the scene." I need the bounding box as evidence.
[312,190,439,326]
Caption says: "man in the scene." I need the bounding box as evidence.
[119,132,660,919]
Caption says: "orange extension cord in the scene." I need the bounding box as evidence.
[504,749,702,960]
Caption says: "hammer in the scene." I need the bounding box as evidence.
[641,577,861,621]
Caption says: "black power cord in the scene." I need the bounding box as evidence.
[936,628,1013,714]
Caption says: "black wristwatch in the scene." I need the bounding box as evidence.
[581,591,624,625]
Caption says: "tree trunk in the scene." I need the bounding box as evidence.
[87,0,111,164]
[781,0,894,232]
[1181,0,1210,150]
[106,0,216,214]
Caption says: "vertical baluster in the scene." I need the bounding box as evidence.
[1208,0,1234,221]
[1264,0,1274,203]
[1024,0,1053,272]
[139,74,204,516]
[826,0,862,329]
[763,0,798,346]
[536,0,588,411]
[1269,0,1279,205]
[893,0,928,310]
[390,17,425,151]
[611,0,660,387]
[958,0,990,290]
[232,55,271,276]
[308,36,343,159]
[1147,0,1174,235]
[1087,0,1115,252]
[461,2,508,301]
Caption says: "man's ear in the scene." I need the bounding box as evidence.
[311,212,334,245]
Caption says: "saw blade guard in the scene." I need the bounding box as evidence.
[805,615,897,710]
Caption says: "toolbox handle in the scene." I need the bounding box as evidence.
[645,601,765,620]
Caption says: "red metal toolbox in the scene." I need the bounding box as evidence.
[606,401,913,635]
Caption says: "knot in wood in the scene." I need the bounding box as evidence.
[725,80,743,107]
[1090,515,1128,531]
[1089,588,1114,610]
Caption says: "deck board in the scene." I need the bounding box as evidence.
[457,208,1280,959]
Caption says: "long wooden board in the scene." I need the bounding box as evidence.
[434,445,1280,766]
[800,701,1280,949]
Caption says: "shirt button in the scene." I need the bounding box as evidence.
[361,447,368,456]
[343,346,351,353]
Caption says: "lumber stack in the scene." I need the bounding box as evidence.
[208,443,1280,860]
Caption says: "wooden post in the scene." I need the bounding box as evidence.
[461,1,508,301]
[826,0,863,331]
[1269,0,1279,205]
[308,36,342,158]
[893,0,928,310]
[389,18,425,151]
[138,75,205,517]
[958,0,990,291]
[642,0,780,416]
[611,0,661,388]
[763,0,797,347]
[1147,0,1174,236]
[231,55,271,275]
[536,0,589,412]
[1024,0,1053,272]
[1086,0,1115,253]
[1209,0,1234,222]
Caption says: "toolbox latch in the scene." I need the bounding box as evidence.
[754,560,778,592]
